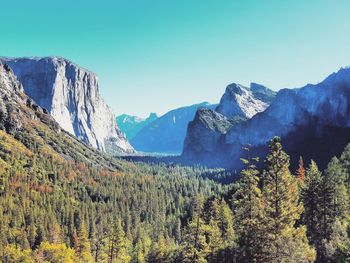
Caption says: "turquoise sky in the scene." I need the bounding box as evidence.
[2,0,350,117]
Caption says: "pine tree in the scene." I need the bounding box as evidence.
[107,219,131,263]
[147,235,167,263]
[323,219,350,262]
[324,157,347,221]
[50,223,62,244]
[301,160,322,245]
[317,157,348,261]
[181,217,210,263]
[76,221,93,263]
[234,155,263,262]
[217,199,235,243]
[340,143,350,213]
[260,137,315,262]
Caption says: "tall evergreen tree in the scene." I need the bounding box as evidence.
[340,143,350,213]
[301,160,322,245]
[316,157,348,261]
[107,219,131,263]
[260,137,315,262]
[76,221,94,263]
[234,155,263,262]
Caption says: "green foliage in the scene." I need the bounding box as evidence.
[37,242,76,263]
[5,112,350,263]
[234,154,263,262]
[2,244,34,263]
[303,157,349,262]
[258,137,315,262]
[0,126,227,262]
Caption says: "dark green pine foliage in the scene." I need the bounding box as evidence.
[301,160,323,245]
[0,125,229,262]
[259,137,315,263]
[317,157,348,261]
[234,154,263,262]
[340,144,350,214]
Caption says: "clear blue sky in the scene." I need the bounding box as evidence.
[1,0,350,117]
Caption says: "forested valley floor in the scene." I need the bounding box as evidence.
[1,126,350,262]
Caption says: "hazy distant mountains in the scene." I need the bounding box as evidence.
[6,56,350,171]
[117,113,157,140]
[182,67,350,171]
[119,102,216,154]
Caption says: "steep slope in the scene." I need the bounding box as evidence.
[1,57,134,155]
[184,67,350,171]
[0,62,227,261]
[131,102,216,154]
[0,62,123,169]
[183,108,242,167]
[182,83,276,166]
[116,112,157,140]
[215,83,271,119]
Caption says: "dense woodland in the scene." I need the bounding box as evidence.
[1,123,350,262]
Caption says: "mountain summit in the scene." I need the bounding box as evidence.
[183,67,350,171]
[182,83,276,167]
[116,112,157,140]
[215,83,272,119]
[1,57,134,155]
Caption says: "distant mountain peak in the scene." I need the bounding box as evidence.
[116,112,158,140]
[130,102,217,154]
[215,83,275,119]
[183,66,350,171]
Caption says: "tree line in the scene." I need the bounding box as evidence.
[1,130,350,262]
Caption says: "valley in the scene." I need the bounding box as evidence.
[2,56,350,262]
[2,1,350,262]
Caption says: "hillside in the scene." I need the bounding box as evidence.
[1,57,134,155]
[182,68,350,171]
[0,62,228,262]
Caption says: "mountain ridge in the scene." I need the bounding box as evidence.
[131,102,217,154]
[182,67,350,172]
[116,112,158,140]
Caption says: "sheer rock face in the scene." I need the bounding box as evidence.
[182,83,275,167]
[0,63,26,133]
[215,83,270,119]
[131,102,216,154]
[1,57,134,154]
[183,67,350,171]
[0,62,59,136]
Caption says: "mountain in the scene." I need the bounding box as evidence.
[131,102,216,154]
[183,67,350,171]
[0,61,123,168]
[116,112,157,140]
[0,61,226,262]
[1,57,134,155]
[183,83,276,168]
[215,83,273,119]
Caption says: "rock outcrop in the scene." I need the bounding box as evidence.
[215,83,271,119]
[182,83,276,168]
[183,67,350,172]
[1,57,134,155]
[131,102,216,154]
